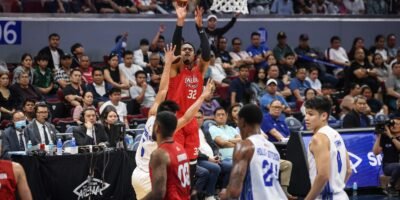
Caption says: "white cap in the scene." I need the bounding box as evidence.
[266,79,278,85]
[207,14,218,21]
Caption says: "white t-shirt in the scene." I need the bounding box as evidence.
[198,129,214,158]
[209,63,227,83]
[119,63,143,85]
[325,47,349,64]
[343,0,365,14]
[306,77,321,91]
[99,101,127,122]
[129,85,156,108]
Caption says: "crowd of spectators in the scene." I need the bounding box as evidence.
[1,0,400,15]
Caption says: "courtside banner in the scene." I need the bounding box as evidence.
[0,21,21,45]
[303,129,382,188]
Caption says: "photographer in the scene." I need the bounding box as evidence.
[373,117,400,194]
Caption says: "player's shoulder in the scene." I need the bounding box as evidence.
[151,148,170,165]
[234,139,255,158]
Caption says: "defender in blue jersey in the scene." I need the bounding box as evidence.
[220,104,287,200]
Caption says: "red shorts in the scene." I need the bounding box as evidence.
[173,118,199,160]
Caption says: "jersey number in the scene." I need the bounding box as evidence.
[262,160,278,187]
[187,90,197,99]
[178,163,190,188]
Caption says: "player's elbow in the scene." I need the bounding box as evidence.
[319,173,330,183]
[230,188,242,198]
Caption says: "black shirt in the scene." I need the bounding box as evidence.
[380,135,400,165]
[106,66,121,84]
[63,84,86,97]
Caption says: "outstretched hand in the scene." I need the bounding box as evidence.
[195,6,204,28]
[164,43,180,64]
[202,78,214,98]
[175,2,188,21]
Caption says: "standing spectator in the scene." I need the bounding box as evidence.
[306,67,322,93]
[150,25,166,63]
[99,88,129,128]
[273,31,296,66]
[134,39,152,68]
[343,0,365,14]
[289,67,311,103]
[387,34,398,62]
[55,53,72,89]
[12,54,34,85]
[104,53,131,97]
[246,32,272,70]
[251,67,268,101]
[86,68,112,107]
[10,72,44,108]
[72,91,95,123]
[78,55,93,84]
[205,14,239,52]
[119,50,143,86]
[227,103,241,128]
[25,102,58,146]
[63,69,86,109]
[229,37,254,69]
[32,54,57,96]
[130,70,156,109]
[342,95,371,128]
[70,43,84,68]
[386,62,400,110]
[0,70,16,120]
[261,99,290,142]
[229,65,252,106]
[260,79,290,114]
[369,34,389,63]
[37,33,64,71]
[271,0,294,15]
[111,32,128,63]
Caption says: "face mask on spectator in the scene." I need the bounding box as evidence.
[122,42,127,48]
[15,120,27,130]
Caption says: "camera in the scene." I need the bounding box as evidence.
[375,119,395,134]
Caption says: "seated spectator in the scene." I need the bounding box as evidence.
[79,55,93,84]
[143,53,163,91]
[251,67,268,101]
[260,79,290,115]
[295,34,322,67]
[32,54,57,96]
[246,32,272,70]
[371,53,390,83]
[95,0,124,13]
[273,32,296,66]
[267,64,292,98]
[0,70,17,120]
[311,0,328,14]
[261,100,290,142]
[227,103,241,128]
[385,62,400,110]
[348,37,370,63]
[343,0,365,14]
[389,50,400,70]
[2,111,28,157]
[326,0,348,14]
[201,89,220,121]
[63,69,86,108]
[325,36,350,73]
[289,67,311,103]
[229,37,254,69]
[22,99,36,123]
[340,82,361,115]
[372,116,400,196]
[86,68,112,107]
[387,34,398,63]
[10,71,44,108]
[119,50,143,86]
[209,52,229,87]
[369,34,389,63]
[300,88,318,116]
[294,0,312,14]
[99,105,120,147]
[72,91,96,123]
[70,43,84,68]
[215,36,238,77]
[362,85,388,115]
[114,0,138,13]
[130,71,156,109]
[37,33,64,71]
[25,103,58,146]
[55,53,73,89]
[104,53,131,97]
[306,67,322,93]
[267,54,278,66]
[134,39,152,68]
[279,52,297,79]
[12,53,34,85]
[365,0,389,14]
[271,0,294,15]
[72,107,109,146]
[321,83,340,118]
[229,65,253,106]
[342,95,371,128]
[135,0,157,14]
[209,107,241,163]
[99,88,129,128]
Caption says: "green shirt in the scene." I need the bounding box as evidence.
[33,66,56,90]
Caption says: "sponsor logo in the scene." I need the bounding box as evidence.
[73,176,110,200]
[348,152,362,173]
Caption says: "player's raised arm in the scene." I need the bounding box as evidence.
[305,133,331,200]
[148,44,178,117]
[143,149,170,200]
[172,3,187,56]
[194,6,211,76]
[176,78,214,130]
[220,140,254,199]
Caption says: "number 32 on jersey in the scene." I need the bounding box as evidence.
[187,89,197,99]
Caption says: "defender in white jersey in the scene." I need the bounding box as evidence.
[304,96,352,200]
[131,44,214,200]
[220,104,287,200]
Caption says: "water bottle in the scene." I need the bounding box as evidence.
[56,139,63,155]
[146,73,151,83]
[71,137,77,154]
[26,140,32,153]
[352,182,358,199]
[48,142,54,156]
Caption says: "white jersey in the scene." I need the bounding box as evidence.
[308,125,349,200]
[241,134,287,200]
[135,116,157,173]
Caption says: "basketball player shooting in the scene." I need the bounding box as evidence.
[168,3,211,186]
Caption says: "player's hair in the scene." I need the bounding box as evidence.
[238,104,263,125]
[304,96,332,117]
[157,100,180,114]
[156,111,177,138]
[182,42,196,52]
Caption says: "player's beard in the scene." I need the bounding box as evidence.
[183,58,191,65]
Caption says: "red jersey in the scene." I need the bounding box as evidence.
[167,66,204,117]
[150,141,190,200]
[0,160,16,200]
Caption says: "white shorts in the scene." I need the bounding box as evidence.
[132,167,151,200]
[317,190,349,200]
